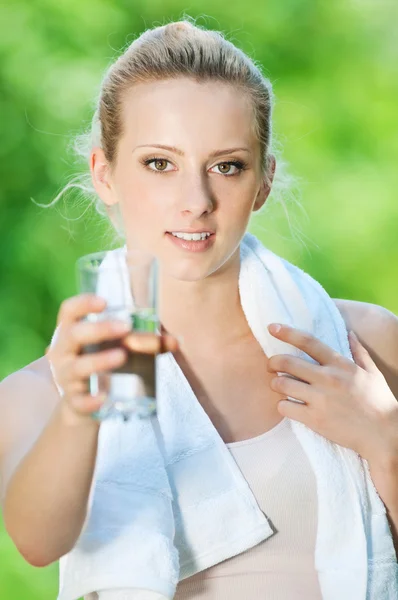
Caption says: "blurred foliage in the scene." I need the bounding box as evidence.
[0,0,397,597]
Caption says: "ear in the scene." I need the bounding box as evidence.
[90,147,119,207]
[253,154,276,212]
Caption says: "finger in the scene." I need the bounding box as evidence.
[68,392,108,416]
[57,294,106,328]
[277,398,309,423]
[267,354,323,384]
[268,324,343,366]
[72,347,128,380]
[62,318,131,355]
[270,375,315,404]
[159,323,184,352]
[160,334,180,354]
[58,347,128,388]
[65,378,91,396]
[349,330,380,374]
[122,332,179,354]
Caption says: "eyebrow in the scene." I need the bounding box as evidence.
[133,144,251,158]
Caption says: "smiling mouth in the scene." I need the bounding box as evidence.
[165,231,215,235]
[165,231,216,251]
[165,232,215,239]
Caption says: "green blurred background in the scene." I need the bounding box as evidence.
[1,0,397,597]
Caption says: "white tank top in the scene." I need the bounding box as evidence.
[90,417,322,600]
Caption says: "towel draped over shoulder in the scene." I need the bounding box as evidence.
[51,233,398,600]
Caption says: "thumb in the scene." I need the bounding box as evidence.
[348,330,379,374]
[122,331,180,354]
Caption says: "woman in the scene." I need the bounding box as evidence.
[1,19,398,600]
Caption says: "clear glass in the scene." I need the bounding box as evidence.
[75,246,159,422]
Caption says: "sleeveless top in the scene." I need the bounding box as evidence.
[89,417,323,600]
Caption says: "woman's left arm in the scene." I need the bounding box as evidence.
[266,298,398,555]
[333,299,398,556]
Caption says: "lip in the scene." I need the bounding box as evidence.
[166,229,215,234]
[165,232,216,252]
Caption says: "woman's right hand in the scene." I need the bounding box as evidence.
[45,293,179,421]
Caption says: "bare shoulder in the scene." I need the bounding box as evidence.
[333,298,398,398]
[332,298,398,351]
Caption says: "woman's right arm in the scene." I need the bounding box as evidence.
[0,293,179,569]
[0,293,132,568]
[0,368,101,567]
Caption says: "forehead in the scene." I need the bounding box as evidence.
[119,78,256,148]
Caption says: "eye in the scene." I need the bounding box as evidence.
[141,157,248,176]
[210,161,247,176]
[142,157,175,173]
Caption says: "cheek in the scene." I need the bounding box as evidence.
[117,171,160,214]
[118,182,171,243]
[218,183,257,223]
[214,174,259,205]
[121,197,159,231]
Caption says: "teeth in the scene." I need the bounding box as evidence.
[171,232,211,241]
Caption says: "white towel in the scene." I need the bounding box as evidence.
[51,232,398,600]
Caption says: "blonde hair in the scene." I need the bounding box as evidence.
[34,17,304,246]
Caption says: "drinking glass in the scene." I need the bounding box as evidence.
[76,246,159,421]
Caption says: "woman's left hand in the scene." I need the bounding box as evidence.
[267,323,398,463]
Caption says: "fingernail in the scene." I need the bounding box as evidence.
[268,323,281,334]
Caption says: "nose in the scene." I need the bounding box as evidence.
[178,172,215,218]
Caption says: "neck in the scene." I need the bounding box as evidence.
[158,250,252,354]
